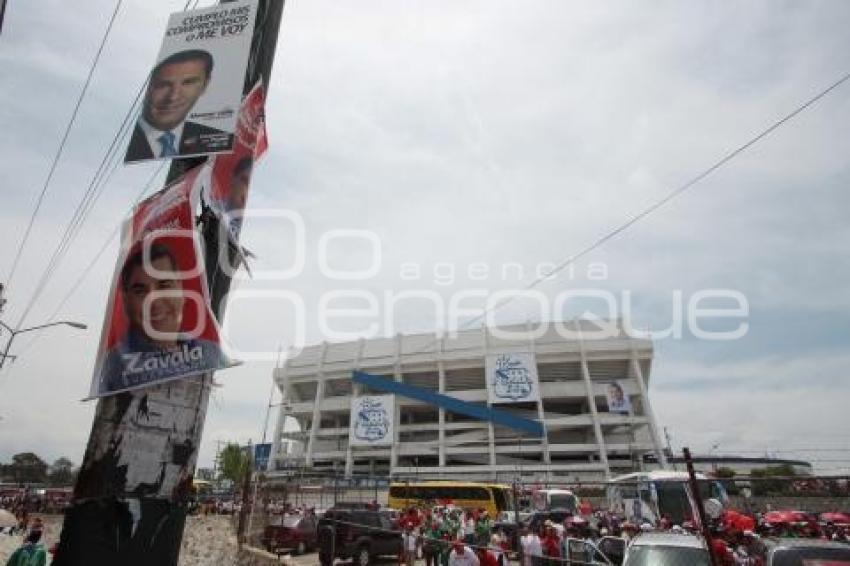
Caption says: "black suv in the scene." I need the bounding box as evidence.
[317,508,401,566]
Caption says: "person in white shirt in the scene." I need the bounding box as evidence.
[519,527,543,566]
[463,513,476,545]
[448,541,480,566]
[402,526,418,566]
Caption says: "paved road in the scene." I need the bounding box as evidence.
[279,551,398,565]
[281,550,522,566]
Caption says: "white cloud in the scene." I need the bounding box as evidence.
[0,0,848,474]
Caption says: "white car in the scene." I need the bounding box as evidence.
[622,532,712,566]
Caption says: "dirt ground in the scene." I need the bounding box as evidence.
[0,514,240,566]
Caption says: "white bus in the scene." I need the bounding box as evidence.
[608,471,728,526]
[532,488,580,513]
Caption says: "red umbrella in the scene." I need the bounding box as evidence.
[820,512,850,525]
[764,510,808,525]
[722,510,755,532]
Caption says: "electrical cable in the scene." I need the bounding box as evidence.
[12,85,144,329]
[392,68,850,362]
[451,69,850,334]
[4,0,123,289]
[12,162,168,360]
[12,0,197,330]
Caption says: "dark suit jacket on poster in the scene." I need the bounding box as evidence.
[124,120,232,162]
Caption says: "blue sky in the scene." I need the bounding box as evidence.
[1,0,849,473]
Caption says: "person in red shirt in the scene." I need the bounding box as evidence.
[479,547,499,566]
[711,537,735,566]
[541,523,561,566]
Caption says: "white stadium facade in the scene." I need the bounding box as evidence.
[269,320,669,482]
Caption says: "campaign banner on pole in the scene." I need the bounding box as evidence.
[486,352,540,404]
[349,395,394,447]
[605,381,632,415]
[124,0,259,163]
[89,167,231,398]
[201,81,268,243]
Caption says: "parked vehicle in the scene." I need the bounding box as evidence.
[317,507,401,566]
[763,537,850,565]
[388,481,514,517]
[261,514,318,556]
[532,488,579,513]
[562,536,615,565]
[622,532,712,566]
[608,470,728,526]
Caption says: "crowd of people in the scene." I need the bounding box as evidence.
[396,507,505,566]
[387,504,850,566]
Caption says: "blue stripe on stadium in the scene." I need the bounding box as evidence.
[352,370,544,437]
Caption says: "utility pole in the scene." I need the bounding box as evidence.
[53,3,285,565]
[246,375,277,537]
[683,447,718,566]
[664,427,676,470]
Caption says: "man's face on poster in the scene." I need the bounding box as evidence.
[609,384,624,403]
[124,255,184,346]
[143,58,209,131]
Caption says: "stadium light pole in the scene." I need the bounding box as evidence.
[0,320,88,369]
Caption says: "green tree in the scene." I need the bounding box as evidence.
[47,457,77,487]
[219,443,251,485]
[7,452,48,484]
[751,464,797,495]
[714,467,735,478]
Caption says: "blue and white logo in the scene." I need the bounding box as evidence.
[353,397,390,442]
[492,354,534,401]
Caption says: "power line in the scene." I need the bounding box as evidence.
[451,69,850,334]
[11,0,201,330]
[12,162,168,361]
[13,82,146,329]
[393,68,850,360]
[4,0,123,289]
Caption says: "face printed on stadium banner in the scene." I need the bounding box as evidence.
[609,383,624,403]
[123,254,184,347]
[143,58,210,131]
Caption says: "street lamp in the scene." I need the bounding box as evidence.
[0,320,88,369]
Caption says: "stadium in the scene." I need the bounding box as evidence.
[268,320,668,482]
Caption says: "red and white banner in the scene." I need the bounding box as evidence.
[203,81,268,243]
[89,167,230,398]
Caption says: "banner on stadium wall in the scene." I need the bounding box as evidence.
[200,81,268,243]
[349,395,394,447]
[124,0,259,163]
[486,352,540,404]
[88,168,231,399]
[605,380,632,415]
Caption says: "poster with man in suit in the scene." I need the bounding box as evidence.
[124,0,258,163]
